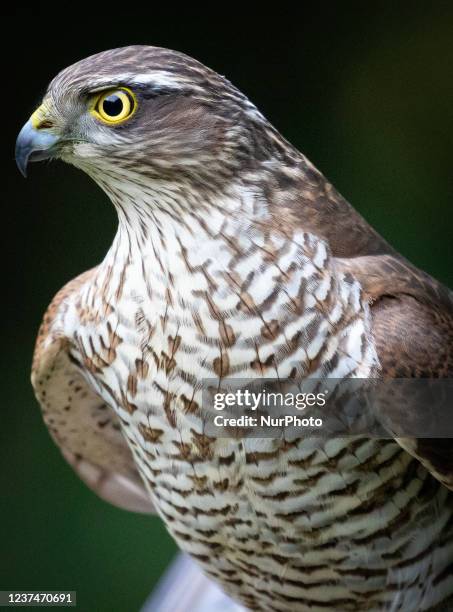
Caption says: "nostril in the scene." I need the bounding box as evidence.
[39,120,54,129]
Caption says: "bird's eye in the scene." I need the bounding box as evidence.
[91,88,137,125]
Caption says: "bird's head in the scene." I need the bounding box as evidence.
[16,46,286,201]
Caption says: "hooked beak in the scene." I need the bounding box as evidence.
[15,104,60,177]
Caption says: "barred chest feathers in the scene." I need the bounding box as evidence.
[61,190,453,611]
[62,188,402,606]
[67,184,379,431]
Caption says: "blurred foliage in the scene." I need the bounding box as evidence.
[2,7,453,611]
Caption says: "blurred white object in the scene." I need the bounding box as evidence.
[142,553,246,612]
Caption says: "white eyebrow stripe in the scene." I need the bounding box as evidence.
[88,71,186,91]
[129,72,185,88]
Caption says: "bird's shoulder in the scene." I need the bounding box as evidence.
[32,268,95,374]
[32,269,154,514]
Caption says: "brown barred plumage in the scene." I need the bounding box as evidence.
[17,46,453,611]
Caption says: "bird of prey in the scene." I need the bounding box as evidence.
[16,46,453,611]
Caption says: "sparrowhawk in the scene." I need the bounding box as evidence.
[15,46,453,611]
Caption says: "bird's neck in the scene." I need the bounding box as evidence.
[100,176,272,287]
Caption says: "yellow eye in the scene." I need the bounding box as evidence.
[91,87,137,125]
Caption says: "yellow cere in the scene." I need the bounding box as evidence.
[90,87,137,125]
[30,102,51,129]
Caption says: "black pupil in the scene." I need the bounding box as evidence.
[102,94,124,117]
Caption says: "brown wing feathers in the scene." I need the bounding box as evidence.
[32,270,154,514]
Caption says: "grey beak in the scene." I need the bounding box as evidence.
[15,120,60,177]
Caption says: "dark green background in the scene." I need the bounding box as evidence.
[2,7,453,612]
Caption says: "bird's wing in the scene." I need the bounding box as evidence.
[32,270,154,514]
[337,254,453,490]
